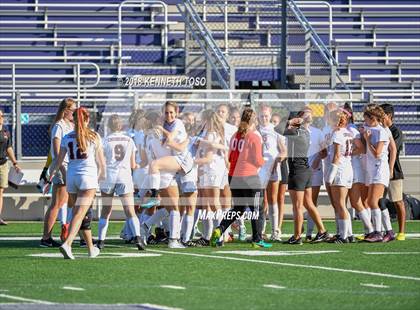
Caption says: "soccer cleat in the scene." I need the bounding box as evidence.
[0,219,8,226]
[396,233,406,241]
[193,237,210,247]
[347,235,356,243]
[210,228,222,247]
[334,237,349,244]
[270,232,282,242]
[168,239,186,249]
[95,240,105,250]
[304,235,313,243]
[181,240,196,247]
[238,225,247,241]
[383,230,396,243]
[364,232,383,243]
[311,231,329,243]
[141,198,160,209]
[40,238,61,248]
[224,232,234,243]
[326,234,339,243]
[88,246,100,258]
[59,243,75,260]
[284,236,303,245]
[356,234,366,241]
[252,240,273,248]
[60,223,69,242]
[140,223,150,244]
[135,236,146,251]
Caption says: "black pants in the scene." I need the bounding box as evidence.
[219,175,265,243]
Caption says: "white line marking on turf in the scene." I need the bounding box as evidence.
[215,250,340,256]
[263,284,286,289]
[363,252,420,255]
[28,252,161,259]
[360,283,390,289]
[0,293,54,304]
[62,286,85,291]
[140,304,183,310]
[160,285,186,290]
[147,250,420,282]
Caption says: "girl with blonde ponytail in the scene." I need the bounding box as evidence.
[49,107,106,259]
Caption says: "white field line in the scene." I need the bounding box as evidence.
[62,286,85,291]
[360,283,390,288]
[147,250,420,282]
[363,252,420,255]
[0,293,54,304]
[263,284,286,289]
[139,304,183,310]
[160,285,186,290]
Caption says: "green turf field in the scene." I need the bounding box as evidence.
[1,221,420,309]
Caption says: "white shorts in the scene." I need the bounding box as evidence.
[366,161,390,187]
[177,165,198,193]
[160,172,177,190]
[258,159,276,188]
[269,163,281,183]
[331,164,353,189]
[198,172,224,188]
[175,152,194,174]
[133,167,148,190]
[67,174,98,194]
[352,157,365,184]
[311,167,323,187]
[219,169,229,189]
[100,181,134,196]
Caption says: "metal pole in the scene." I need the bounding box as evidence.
[280,0,288,89]
[11,64,16,153]
[16,92,22,161]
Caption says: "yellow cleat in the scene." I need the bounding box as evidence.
[355,234,365,241]
[396,233,406,241]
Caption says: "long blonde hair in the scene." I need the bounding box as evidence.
[74,107,97,153]
[237,108,256,137]
[203,110,224,143]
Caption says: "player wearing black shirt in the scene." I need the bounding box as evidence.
[381,104,406,240]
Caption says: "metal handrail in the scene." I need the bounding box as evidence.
[118,0,169,74]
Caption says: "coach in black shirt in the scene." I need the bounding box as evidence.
[0,109,21,225]
[381,104,405,240]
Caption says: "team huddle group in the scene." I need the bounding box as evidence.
[38,98,406,259]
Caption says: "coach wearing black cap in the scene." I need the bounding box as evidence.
[0,109,21,225]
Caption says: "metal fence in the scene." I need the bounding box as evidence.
[1,89,419,159]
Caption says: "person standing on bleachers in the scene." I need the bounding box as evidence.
[0,109,21,225]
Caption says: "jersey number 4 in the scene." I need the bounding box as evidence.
[68,141,87,160]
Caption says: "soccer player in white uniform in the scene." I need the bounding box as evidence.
[194,110,228,246]
[326,109,355,243]
[216,104,239,241]
[41,98,75,247]
[96,115,145,251]
[141,102,193,248]
[362,104,392,243]
[49,107,106,259]
[257,105,286,241]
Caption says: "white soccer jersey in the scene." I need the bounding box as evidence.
[347,124,364,184]
[307,125,323,166]
[50,119,74,165]
[224,122,237,146]
[60,131,99,177]
[259,124,283,159]
[365,125,390,166]
[198,131,225,174]
[102,132,136,184]
[132,130,144,164]
[162,118,188,157]
[322,124,334,165]
[332,127,353,167]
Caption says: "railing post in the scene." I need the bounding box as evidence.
[229,64,235,90]
[360,10,364,30]
[224,0,228,54]
[16,92,22,161]
[11,64,16,153]
[304,30,311,89]
[76,64,81,106]
[206,59,212,89]
[44,8,48,30]
[280,0,288,89]
[330,64,337,89]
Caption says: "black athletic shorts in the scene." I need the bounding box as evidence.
[288,167,312,191]
[280,160,288,185]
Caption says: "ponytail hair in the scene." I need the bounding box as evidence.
[237,108,256,138]
[74,107,97,153]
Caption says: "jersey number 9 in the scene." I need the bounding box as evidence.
[114,144,125,161]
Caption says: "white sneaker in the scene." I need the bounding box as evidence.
[88,246,100,258]
[59,243,75,260]
[168,239,186,249]
[270,231,282,242]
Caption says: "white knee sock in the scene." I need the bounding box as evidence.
[123,219,133,238]
[371,208,382,232]
[213,210,223,229]
[203,210,214,240]
[98,218,109,241]
[365,207,371,220]
[181,214,194,243]
[335,214,339,234]
[307,214,315,237]
[169,210,181,240]
[346,210,353,236]
[357,209,374,234]
[66,206,73,224]
[338,219,349,240]
[128,216,141,237]
[145,208,169,229]
[58,204,67,225]
[269,204,279,235]
[381,208,393,232]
